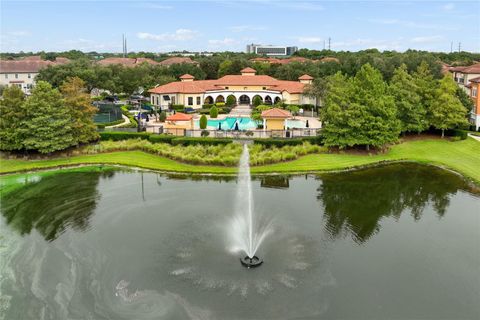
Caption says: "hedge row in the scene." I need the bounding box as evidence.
[253,135,324,147]
[99,131,233,145]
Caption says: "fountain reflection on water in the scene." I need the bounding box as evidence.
[228,144,272,266]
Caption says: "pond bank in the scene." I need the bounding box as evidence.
[1,138,479,185]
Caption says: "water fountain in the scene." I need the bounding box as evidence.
[230,143,272,268]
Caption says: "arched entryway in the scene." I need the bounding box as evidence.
[215,95,225,103]
[264,95,273,105]
[226,94,236,106]
[274,97,282,104]
[252,95,263,106]
[239,95,250,105]
[204,96,214,104]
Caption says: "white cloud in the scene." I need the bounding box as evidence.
[208,38,237,46]
[137,29,199,41]
[442,3,455,11]
[366,18,458,31]
[298,37,323,44]
[229,25,266,32]
[410,35,444,43]
[332,38,403,51]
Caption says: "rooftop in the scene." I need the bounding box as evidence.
[261,108,292,118]
[0,57,70,73]
[166,112,193,121]
[450,63,480,74]
[97,57,159,66]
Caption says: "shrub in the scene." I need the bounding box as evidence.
[99,131,150,141]
[449,129,468,140]
[253,96,262,107]
[202,104,214,108]
[159,111,167,122]
[199,115,207,129]
[96,118,125,127]
[253,138,305,147]
[226,95,236,106]
[210,106,218,118]
[201,130,210,137]
[148,134,175,144]
[171,104,185,111]
[171,137,233,146]
[215,102,226,107]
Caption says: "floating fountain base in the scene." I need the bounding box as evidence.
[240,256,263,268]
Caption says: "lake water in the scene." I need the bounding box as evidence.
[0,164,479,319]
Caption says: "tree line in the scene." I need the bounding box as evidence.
[31,49,480,96]
[0,78,98,153]
[312,62,470,150]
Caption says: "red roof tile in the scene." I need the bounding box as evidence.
[240,67,256,73]
[450,63,480,74]
[0,57,69,73]
[97,57,158,66]
[166,112,193,121]
[158,57,198,66]
[261,108,292,118]
[179,74,195,79]
[149,74,308,94]
[469,76,480,83]
[298,74,313,80]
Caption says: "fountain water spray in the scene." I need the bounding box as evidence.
[229,144,272,268]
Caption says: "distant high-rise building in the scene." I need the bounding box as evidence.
[246,44,298,56]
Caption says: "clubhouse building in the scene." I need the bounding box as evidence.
[148,68,316,110]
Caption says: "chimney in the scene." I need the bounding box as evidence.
[298,74,313,84]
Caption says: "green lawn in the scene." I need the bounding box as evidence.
[1,138,479,183]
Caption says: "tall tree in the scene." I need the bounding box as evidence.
[0,86,25,151]
[21,81,76,153]
[429,75,469,137]
[412,61,436,121]
[322,65,400,150]
[389,64,427,134]
[60,77,99,144]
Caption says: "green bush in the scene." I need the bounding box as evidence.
[199,115,207,129]
[96,118,125,127]
[99,131,150,141]
[253,96,262,107]
[171,137,233,146]
[171,104,185,111]
[201,130,210,137]
[210,106,218,118]
[148,134,175,144]
[449,129,468,140]
[226,95,236,106]
[202,104,214,108]
[253,136,324,147]
[215,102,225,107]
[159,111,167,122]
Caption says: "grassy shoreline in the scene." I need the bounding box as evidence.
[1,138,479,184]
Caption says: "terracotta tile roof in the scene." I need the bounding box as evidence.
[450,63,480,74]
[469,76,480,83]
[166,112,193,121]
[179,74,195,79]
[215,74,279,86]
[240,67,256,73]
[149,74,310,94]
[148,80,218,94]
[0,57,69,73]
[97,57,158,66]
[158,57,198,66]
[298,74,314,80]
[261,108,292,118]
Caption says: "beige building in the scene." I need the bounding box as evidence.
[450,62,480,92]
[0,56,69,94]
[148,68,317,110]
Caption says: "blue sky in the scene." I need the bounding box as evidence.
[1,0,479,53]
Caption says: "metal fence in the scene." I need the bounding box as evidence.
[154,127,320,139]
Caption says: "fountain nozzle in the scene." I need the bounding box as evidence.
[240,256,263,268]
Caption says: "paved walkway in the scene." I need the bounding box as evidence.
[106,114,130,128]
[468,133,480,142]
[229,105,252,116]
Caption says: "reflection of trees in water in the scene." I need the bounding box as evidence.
[317,164,470,244]
[1,171,114,241]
